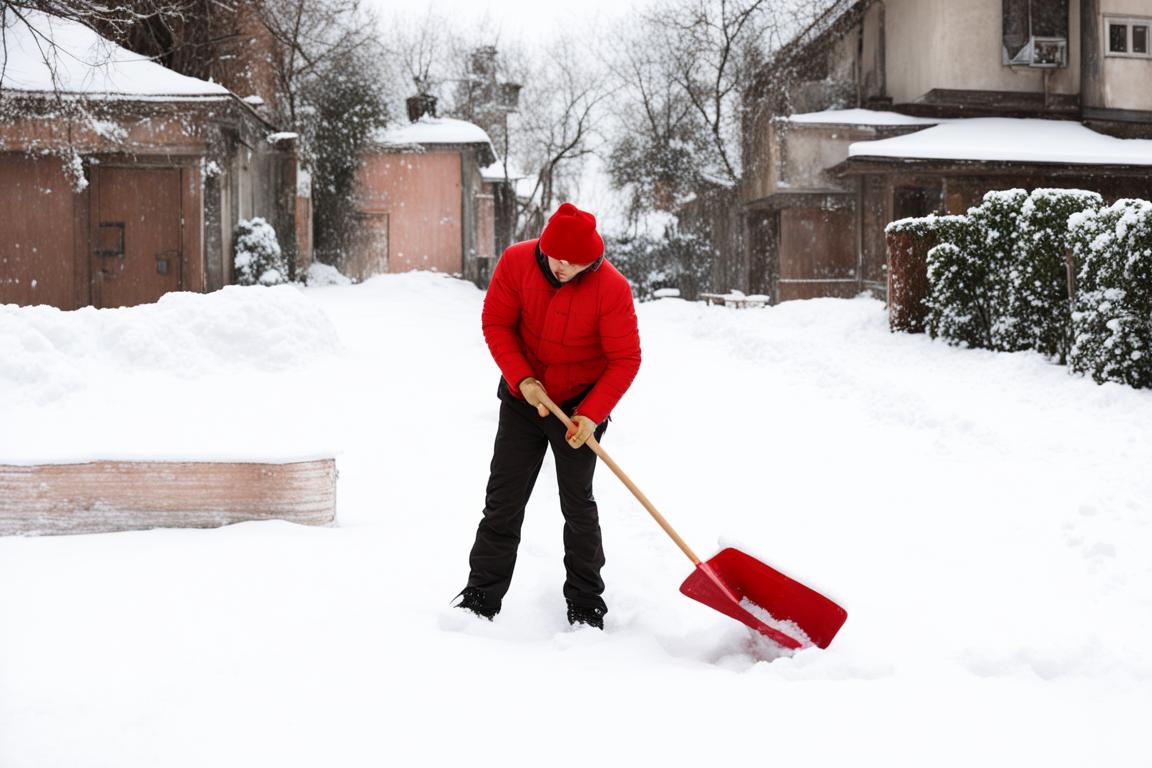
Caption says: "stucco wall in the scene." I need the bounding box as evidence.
[1100,0,1152,110]
[885,0,1081,102]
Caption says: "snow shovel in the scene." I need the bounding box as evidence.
[539,395,847,649]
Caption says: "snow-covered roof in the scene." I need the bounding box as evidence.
[848,117,1152,166]
[786,108,942,126]
[480,160,525,182]
[374,117,494,149]
[0,9,230,98]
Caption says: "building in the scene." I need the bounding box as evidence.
[743,0,1152,302]
[0,9,310,309]
[349,98,506,286]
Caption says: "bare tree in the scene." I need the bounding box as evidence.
[641,0,819,186]
[510,35,609,239]
[256,0,383,128]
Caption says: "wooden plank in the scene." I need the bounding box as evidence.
[0,459,337,536]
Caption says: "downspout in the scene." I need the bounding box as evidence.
[1081,0,1103,113]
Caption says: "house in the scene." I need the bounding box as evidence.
[742,0,1152,302]
[349,97,504,287]
[0,9,310,309]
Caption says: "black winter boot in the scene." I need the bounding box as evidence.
[455,587,499,620]
[566,601,605,630]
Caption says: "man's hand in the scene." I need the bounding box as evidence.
[566,415,596,449]
[518,377,549,417]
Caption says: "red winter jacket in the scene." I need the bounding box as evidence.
[482,239,641,425]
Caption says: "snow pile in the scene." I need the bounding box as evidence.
[304,261,352,287]
[0,285,339,405]
[0,8,230,97]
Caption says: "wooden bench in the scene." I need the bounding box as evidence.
[0,459,337,536]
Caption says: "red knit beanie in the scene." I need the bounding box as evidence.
[539,203,604,265]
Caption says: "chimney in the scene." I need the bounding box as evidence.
[498,82,522,112]
[406,94,438,122]
[471,46,498,78]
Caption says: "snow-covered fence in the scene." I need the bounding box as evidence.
[887,189,1152,389]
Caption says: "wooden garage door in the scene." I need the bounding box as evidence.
[90,167,183,308]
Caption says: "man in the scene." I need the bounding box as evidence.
[455,203,642,629]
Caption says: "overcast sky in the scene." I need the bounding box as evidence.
[372,0,650,42]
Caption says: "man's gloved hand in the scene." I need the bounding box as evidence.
[518,377,549,417]
[566,415,597,449]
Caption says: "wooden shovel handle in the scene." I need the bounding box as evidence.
[537,393,702,566]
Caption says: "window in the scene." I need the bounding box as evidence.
[1003,0,1069,66]
[1106,17,1152,58]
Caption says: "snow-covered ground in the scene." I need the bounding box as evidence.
[2,273,1151,767]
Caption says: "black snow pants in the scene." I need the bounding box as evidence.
[466,381,609,614]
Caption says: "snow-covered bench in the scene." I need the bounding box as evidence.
[698,290,770,308]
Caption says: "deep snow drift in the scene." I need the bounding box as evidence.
[2,273,1150,767]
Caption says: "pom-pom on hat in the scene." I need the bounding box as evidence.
[539,202,604,265]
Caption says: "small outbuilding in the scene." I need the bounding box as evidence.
[350,104,504,287]
[0,9,310,309]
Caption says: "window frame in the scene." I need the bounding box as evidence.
[1104,15,1152,59]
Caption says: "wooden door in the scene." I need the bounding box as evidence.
[348,212,389,280]
[90,167,183,308]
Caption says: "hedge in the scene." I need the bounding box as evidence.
[889,188,1150,389]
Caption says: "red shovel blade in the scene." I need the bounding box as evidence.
[679,548,848,649]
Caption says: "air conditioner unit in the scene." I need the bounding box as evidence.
[1030,37,1067,67]
[1004,36,1068,67]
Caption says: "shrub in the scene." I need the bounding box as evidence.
[1068,198,1152,388]
[1005,189,1104,362]
[233,218,289,286]
[963,189,1029,351]
[611,222,715,301]
[925,241,989,347]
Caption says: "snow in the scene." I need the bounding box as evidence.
[786,108,943,126]
[0,8,230,98]
[3,272,1152,766]
[480,159,525,182]
[373,116,494,150]
[849,117,1152,166]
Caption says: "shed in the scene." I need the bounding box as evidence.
[351,114,499,286]
[0,9,311,309]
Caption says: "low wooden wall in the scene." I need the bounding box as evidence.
[0,459,337,536]
[886,229,933,333]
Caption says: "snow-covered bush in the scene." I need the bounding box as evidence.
[967,189,1028,351]
[233,218,289,286]
[919,190,1035,350]
[1007,189,1103,362]
[610,223,714,301]
[1067,198,1152,388]
[924,241,988,347]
